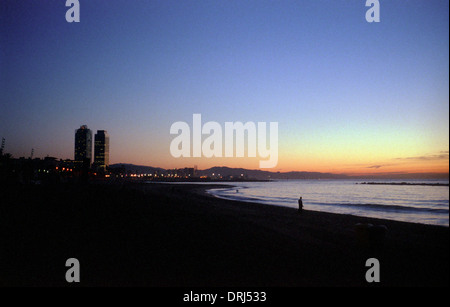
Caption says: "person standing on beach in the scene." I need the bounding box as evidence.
[298,196,303,213]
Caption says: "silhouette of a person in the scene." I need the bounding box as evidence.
[298,196,303,213]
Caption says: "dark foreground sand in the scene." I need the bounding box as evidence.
[0,181,448,287]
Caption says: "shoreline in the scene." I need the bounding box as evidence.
[358,182,449,187]
[196,182,449,227]
[1,181,448,286]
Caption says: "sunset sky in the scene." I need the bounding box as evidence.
[1,0,448,175]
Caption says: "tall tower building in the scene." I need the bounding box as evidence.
[94,130,109,171]
[74,125,92,166]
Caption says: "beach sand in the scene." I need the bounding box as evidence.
[1,181,448,287]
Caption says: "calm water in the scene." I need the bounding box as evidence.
[206,179,449,226]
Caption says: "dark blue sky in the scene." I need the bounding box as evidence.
[1,0,448,173]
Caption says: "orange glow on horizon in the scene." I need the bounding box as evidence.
[110,154,449,176]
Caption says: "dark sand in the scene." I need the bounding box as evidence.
[1,181,448,287]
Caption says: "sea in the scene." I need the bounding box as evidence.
[205,179,449,227]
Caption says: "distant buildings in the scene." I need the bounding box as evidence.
[74,125,92,167]
[0,126,111,183]
[167,167,196,179]
[94,130,109,171]
[0,155,76,184]
[74,125,109,172]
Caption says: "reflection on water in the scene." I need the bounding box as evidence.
[207,179,449,226]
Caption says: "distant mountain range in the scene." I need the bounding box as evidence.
[109,164,449,180]
[196,166,348,179]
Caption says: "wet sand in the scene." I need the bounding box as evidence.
[1,181,448,287]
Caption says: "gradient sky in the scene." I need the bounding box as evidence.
[1,0,449,174]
